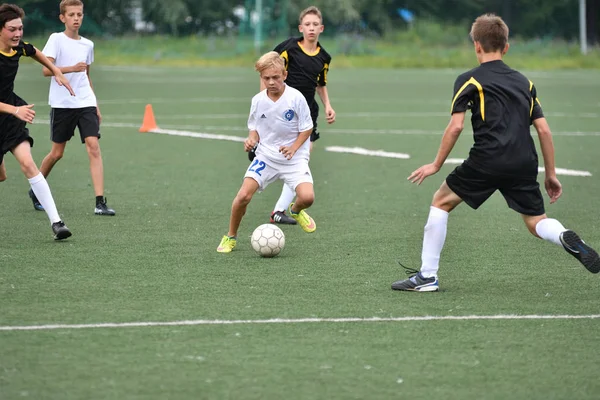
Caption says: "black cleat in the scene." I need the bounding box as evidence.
[52,221,72,240]
[559,230,600,273]
[28,189,44,211]
[270,211,297,225]
[95,198,116,216]
[391,272,439,292]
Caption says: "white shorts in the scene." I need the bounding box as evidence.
[244,155,313,192]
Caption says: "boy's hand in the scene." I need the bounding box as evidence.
[408,163,441,185]
[96,107,102,124]
[73,62,88,72]
[545,175,562,204]
[325,106,336,124]
[244,137,258,152]
[54,73,75,96]
[13,104,35,124]
[279,145,296,160]
[0,159,6,182]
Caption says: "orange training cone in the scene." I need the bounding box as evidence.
[139,104,158,132]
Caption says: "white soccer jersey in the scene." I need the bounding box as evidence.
[247,84,313,164]
[43,32,97,108]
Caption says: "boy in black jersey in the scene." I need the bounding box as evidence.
[392,13,600,292]
[0,3,75,240]
[249,6,336,226]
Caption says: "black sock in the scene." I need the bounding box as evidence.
[96,195,104,205]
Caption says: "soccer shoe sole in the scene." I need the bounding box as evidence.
[270,213,297,225]
[560,230,600,273]
[54,229,72,241]
[391,281,439,292]
[95,208,116,216]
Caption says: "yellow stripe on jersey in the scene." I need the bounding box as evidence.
[529,80,534,116]
[0,49,16,57]
[320,63,329,85]
[450,77,485,121]
[297,42,321,56]
[280,50,289,70]
[528,80,542,117]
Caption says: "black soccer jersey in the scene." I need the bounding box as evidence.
[274,37,331,103]
[0,41,35,103]
[450,60,544,177]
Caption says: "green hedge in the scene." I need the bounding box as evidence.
[26,34,600,69]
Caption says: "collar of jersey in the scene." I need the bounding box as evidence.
[297,41,321,56]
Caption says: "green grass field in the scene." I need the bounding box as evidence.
[1,64,600,399]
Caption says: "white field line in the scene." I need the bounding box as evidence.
[445,158,592,176]
[151,128,245,142]
[31,119,600,137]
[30,121,594,177]
[325,146,410,159]
[1,314,599,332]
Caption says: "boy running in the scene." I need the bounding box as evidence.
[392,14,600,292]
[250,6,335,226]
[218,51,316,253]
[29,0,115,216]
[0,3,74,239]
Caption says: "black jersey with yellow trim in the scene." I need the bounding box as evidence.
[0,41,36,102]
[274,37,331,103]
[450,60,544,177]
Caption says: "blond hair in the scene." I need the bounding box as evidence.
[299,6,322,24]
[470,13,509,53]
[60,0,83,15]
[255,51,285,74]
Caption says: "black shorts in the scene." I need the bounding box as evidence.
[0,94,34,156]
[446,162,545,216]
[308,100,320,142]
[50,107,100,144]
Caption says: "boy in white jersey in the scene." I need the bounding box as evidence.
[28,0,115,216]
[217,51,316,253]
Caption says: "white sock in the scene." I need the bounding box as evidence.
[420,206,449,278]
[535,218,567,246]
[29,173,61,223]
[274,184,296,213]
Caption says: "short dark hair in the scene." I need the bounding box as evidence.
[0,3,24,28]
[470,13,509,53]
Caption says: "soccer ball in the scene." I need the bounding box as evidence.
[251,223,285,257]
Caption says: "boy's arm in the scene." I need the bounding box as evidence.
[533,117,562,203]
[279,128,311,160]
[245,130,260,153]
[316,85,335,124]
[408,112,465,185]
[42,59,87,76]
[31,48,75,96]
[0,101,35,122]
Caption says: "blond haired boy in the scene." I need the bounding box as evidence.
[249,6,335,226]
[217,51,315,253]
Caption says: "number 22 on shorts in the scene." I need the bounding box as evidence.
[248,159,266,176]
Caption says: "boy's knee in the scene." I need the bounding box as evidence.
[49,148,65,161]
[297,192,315,207]
[235,190,253,206]
[86,142,101,158]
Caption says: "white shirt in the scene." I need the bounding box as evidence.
[247,84,313,164]
[43,32,97,108]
